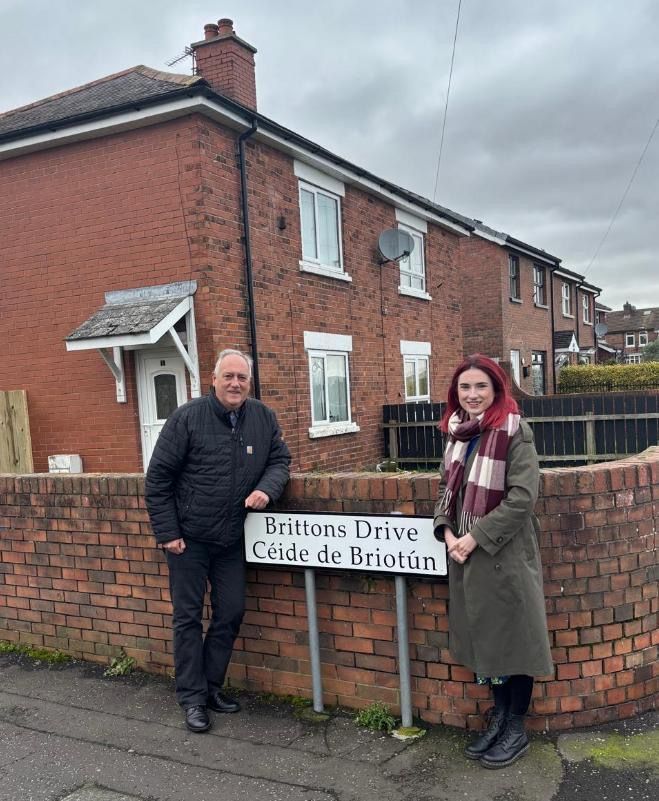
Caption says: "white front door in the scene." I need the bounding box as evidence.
[510,349,521,386]
[136,350,189,468]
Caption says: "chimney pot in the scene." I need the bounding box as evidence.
[204,23,219,40]
[217,18,234,35]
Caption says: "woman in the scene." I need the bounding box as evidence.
[434,354,553,769]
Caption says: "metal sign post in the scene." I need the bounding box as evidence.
[304,568,324,713]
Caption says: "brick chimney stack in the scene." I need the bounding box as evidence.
[191,18,257,109]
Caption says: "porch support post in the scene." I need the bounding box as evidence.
[99,346,126,403]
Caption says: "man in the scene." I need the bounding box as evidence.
[145,349,291,733]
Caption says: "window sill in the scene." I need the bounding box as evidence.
[405,396,430,403]
[509,296,522,304]
[583,320,593,326]
[308,421,360,439]
[562,313,574,319]
[399,286,432,301]
[299,261,352,282]
[534,303,549,310]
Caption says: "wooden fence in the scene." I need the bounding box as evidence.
[0,390,33,473]
[383,390,659,469]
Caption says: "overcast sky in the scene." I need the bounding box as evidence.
[2,0,658,311]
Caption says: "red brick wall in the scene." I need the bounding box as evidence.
[0,116,463,474]
[0,117,220,473]
[459,237,555,394]
[1,450,656,731]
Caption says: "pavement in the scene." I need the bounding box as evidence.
[0,653,657,801]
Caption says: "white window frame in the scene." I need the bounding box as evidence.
[625,354,641,364]
[582,294,592,324]
[400,340,431,401]
[561,282,573,316]
[303,331,360,439]
[639,331,648,347]
[625,332,635,347]
[509,254,521,301]
[294,161,350,282]
[396,209,431,300]
[533,264,547,306]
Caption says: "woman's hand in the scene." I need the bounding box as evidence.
[446,531,477,564]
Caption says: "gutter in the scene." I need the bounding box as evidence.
[237,119,261,398]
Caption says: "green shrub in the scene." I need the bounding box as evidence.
[557,363,659,393]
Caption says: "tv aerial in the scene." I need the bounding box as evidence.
[377,228,415,264]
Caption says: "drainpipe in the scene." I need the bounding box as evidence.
[549,266,557,393]
[238,120,261,398]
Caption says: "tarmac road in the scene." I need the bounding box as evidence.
[0,653,656,801]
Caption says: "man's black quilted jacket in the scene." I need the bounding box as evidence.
[145,390,291,546]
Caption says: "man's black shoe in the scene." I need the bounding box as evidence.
[207,691,241,713]
[184,704,211,732]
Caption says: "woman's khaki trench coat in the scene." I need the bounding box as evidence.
[434,421,554,678]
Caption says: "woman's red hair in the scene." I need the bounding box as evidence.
[439,354,519,432]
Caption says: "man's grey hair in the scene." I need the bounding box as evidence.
[214,349,253,378]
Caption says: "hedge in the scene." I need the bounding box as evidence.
[557,362,659,393]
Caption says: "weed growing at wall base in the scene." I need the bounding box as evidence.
[0,640,70,664]
[104,648,137,677]
[355,702,397,733]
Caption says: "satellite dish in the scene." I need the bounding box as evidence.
[377,228,415,263]
[595,323,608,338]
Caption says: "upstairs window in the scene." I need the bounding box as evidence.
[533,265,546,306]
[299,183,342,269]
[582,294,592,323]
[396,209,430,300]
[639,331,648,347]
[625,332,635,347]
[399,227,426,293]
[561,282,572,316]
[509,254,520,300]
[294,161,348,281]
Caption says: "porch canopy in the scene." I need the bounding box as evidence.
[65,281,200,402]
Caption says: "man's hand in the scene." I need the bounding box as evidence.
[161,538,186,555]
[245,490,270,510]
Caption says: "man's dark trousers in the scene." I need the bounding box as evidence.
[166,539,245,708]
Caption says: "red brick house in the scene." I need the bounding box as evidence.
[603,302,659,362]
[0,19,473,474]
[459,222,600,393]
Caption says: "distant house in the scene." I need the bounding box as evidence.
[604,303,659,362]
[459,223,601,394]
[0,18,474,473]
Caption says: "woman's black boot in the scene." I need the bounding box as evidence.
[479,714,529,769]
[463,704,509,760]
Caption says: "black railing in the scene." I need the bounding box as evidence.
[383,391,659,470]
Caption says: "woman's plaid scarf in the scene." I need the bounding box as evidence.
[439,411,520,535]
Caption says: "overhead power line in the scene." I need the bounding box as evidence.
[433,0,462,202]
[583,113,659,276]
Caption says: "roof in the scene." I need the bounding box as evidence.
[0,66,202,140]
[471,220,562,265]
[605,306,659,334]
[66,281,197,349]
[554,330,577,350]
[0,64,473,234]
